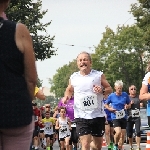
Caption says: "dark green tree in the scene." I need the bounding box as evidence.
[130,0,150,51]
[6,0,56,60]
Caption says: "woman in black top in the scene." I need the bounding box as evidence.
[0,0,37,150]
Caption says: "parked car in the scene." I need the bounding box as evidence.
[125,108,150,143]
[138,108,150,140]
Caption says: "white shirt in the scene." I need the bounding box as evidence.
[58,117,70,139]
[70,69,105,119]
[142,72,150,86]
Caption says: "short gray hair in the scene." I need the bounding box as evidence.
[77,51,92,61]
[114,80,123,87]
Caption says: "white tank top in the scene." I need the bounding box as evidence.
[70,69,105,119]
[58,117,70,139]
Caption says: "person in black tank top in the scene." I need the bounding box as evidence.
[0,1,37,150]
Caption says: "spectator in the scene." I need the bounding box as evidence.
[0,1,37,150]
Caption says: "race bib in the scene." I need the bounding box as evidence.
[71,123,76,128]
[45,122,52,133]
[116,109,125,119]
[131,109,140,117]
[34,116,38,122]
[80,94,98,111]
[60,125,68,133]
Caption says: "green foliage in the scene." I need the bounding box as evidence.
[6,0,56,60]
[92,25,147,92]
[37,78,43,87]
[130,0,150,46]
[51,60,78,98]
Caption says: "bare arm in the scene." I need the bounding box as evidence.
[105,104,116,112]
[35,89,45,100]
[139,84,150,100]
[67,118,71,129]
[15,23,37,100]
[101,74,113,95]
[55,119,60,130]
[64,79,74,99]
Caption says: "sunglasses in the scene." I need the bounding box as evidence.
[45,106,50,108]
[131,88,136,90]
[32,103,37,106]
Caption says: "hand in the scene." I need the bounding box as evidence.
[124,104,128,109]
[131,100,134,104]
[109,108,116,113]
[93,85,102,94]
[62,96,70,104]
[69,127,72,130]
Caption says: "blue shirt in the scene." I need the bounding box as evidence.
[105,92,130,119]
[147,84,150,116]
[103,99,112,121]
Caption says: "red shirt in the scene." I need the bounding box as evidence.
[33,108,41,126]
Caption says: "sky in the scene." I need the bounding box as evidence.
[36,0,138,88]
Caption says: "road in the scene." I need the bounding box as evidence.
[39,141,146,150]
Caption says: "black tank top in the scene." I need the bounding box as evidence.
[0,17,33,128]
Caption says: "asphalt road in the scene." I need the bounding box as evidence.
[39,141,146,150]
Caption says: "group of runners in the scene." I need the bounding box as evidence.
[31,51,150,150]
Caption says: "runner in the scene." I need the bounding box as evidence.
[103,94,114,149]
[62,51,112,150]
[39,106,46,149]
[41,111,56,150]
[55,107,71,150]
[139,64,150,126]
[105,80,131,150]
[127,85,141,150]
[58,96,78,150]
[32,102,41,150]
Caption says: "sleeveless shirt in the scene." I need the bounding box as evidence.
[70,69,105,119]
[0,17,33,128]
[58,117,70,139]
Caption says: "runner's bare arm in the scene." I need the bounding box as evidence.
[101,74,113,95]
[64,79,74,99]
[67,118,71,130]
[139,83,150,100]
[55,119,60,130]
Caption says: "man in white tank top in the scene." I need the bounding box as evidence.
[62,51,112,150]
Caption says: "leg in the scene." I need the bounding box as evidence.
[105,124,111,145]
[135,118,141,148]
[71,127,78,150]
[60,138,65,150]
[113,119,122,146]
[118,119,127,149]
[110,127,114,143]
[1,120,34,150]
[127,119,134,148]
[80,134,92,150]
[90,117,105,150]
[33,126,39,149]
[114,127,121,145]
[90,136,103,150]
[76,118,92,150]
[65,136,70,150]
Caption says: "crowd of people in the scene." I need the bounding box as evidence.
[1,0,150,150]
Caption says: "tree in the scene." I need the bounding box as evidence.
[130,0,150,46]
[91,25,146,92]
[51,60,78,98]
[6,0,56,60]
